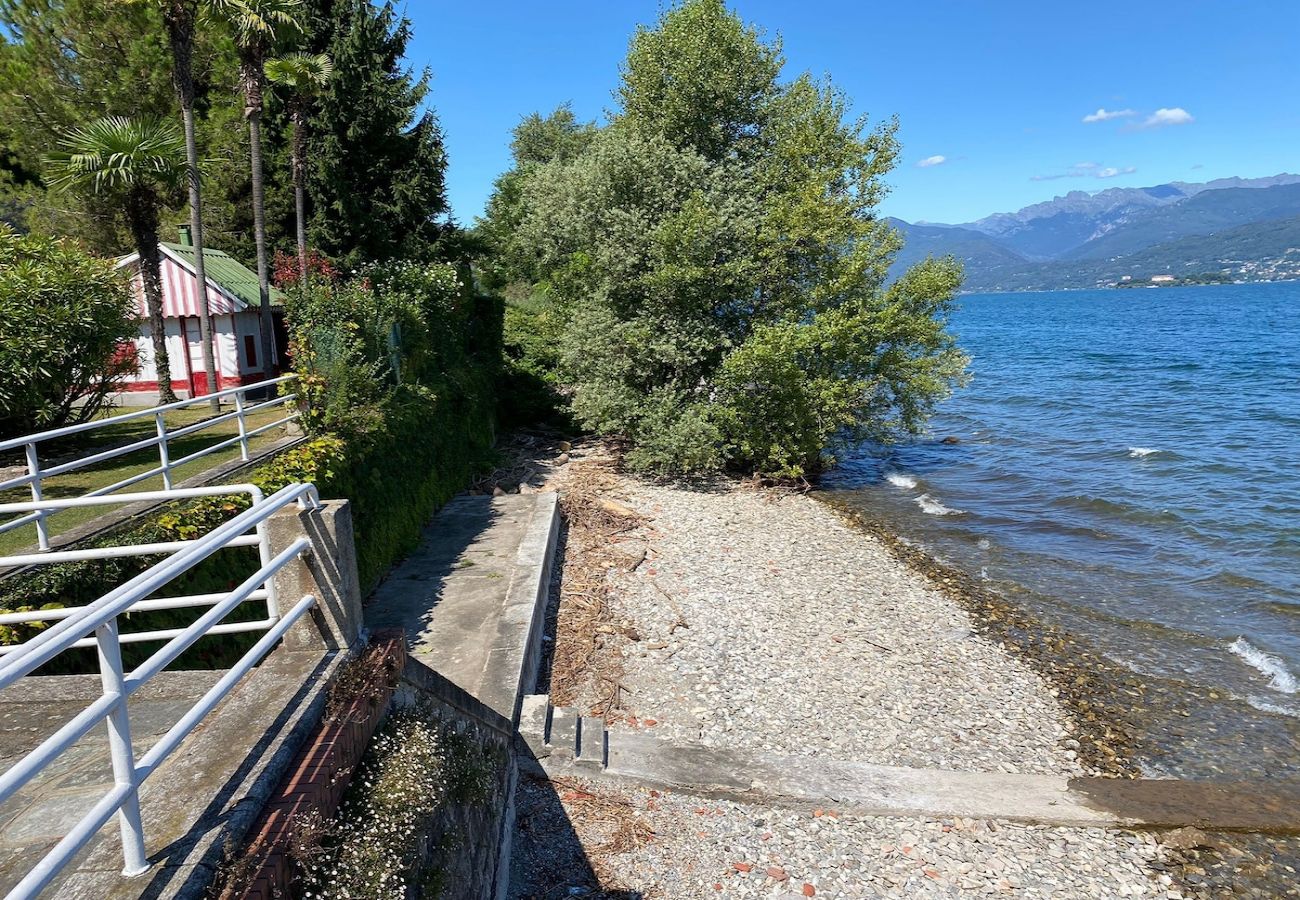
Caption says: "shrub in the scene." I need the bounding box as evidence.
[0,224,137,439]
[284,259,479,447]
[480,0,969,478]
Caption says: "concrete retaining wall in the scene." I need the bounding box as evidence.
[395,657,517,900]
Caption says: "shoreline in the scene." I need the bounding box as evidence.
[499,434,1300,896]
[814,488,1300,785]
[813,493,1144,779]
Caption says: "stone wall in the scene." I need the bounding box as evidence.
[396,656,518,900]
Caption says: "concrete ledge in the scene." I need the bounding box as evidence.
[364,492,560,725]
[537,728,1300,833]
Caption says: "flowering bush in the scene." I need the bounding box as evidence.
[295,713,447,898]
[0,224,138,439]
[272,248,339,289]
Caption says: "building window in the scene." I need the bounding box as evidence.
[244,335,258,368]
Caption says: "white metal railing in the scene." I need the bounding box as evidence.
[0,375,299,552]
[0,482,321,899]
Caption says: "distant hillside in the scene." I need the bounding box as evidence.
[887,218,1024,275]
[889,174,1300,292]
[1061,183,1300,261]
[946,215,1300,293]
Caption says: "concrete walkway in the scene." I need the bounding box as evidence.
[364,492,559,724]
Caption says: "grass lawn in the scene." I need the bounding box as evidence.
[0,403,294,556]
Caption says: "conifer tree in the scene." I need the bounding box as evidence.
[300,0,449,266]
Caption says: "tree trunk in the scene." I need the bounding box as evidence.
[127,190,178,404]
[244,55,276,393]
[292,107,308,287]
[165,1,219,409]
[182,103,220,408]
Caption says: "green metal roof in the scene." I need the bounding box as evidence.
[161,242,285,309]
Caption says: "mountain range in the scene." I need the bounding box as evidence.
[890,174,1300,292]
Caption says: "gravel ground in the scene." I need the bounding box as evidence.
[511,775,1174,899]
[504,441,1297,899]
[576,467,1084,775]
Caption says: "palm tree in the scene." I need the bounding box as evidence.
[45,117,189,404]
[160,0,220,408]
[265,52,332,286]
[219,0,301,384]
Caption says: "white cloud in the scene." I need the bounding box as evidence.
[1082,108,1136,123]
[1138,107,1194,129]
[916,155,947,168]
[1031,163,1137,181]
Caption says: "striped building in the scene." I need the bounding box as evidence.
[115,227,285,396]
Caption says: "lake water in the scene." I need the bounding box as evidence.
[825,282,1300,771]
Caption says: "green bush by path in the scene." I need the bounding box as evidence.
[0,225,137,440]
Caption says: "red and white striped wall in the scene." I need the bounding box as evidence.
[115,246,273,396]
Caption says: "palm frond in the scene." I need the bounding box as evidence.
[44,116,187,196]
[265,51,333,91]
[211,0,303,44]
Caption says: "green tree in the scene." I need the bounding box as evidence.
[488,0,968,477]
[264,51,331,284]
[45,116,189,403]
[0,0,177,250]
[299,0,449,266]
[218,0,301,384]
[478,104,595,290]
[0,225,138,438]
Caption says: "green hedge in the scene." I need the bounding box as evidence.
[330,375,497,593]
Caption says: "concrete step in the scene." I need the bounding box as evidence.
[517,692,1300,833]
[516,695,607,771]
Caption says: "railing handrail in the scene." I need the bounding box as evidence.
[0,375,297,454]
[0,482,318,688]
[0,375,302,552]
[0,480,323,899]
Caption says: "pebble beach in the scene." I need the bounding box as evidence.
[507,440,1298,899]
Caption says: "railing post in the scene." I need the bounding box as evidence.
[267,500,363,652]
[234,391,250,462]
[154,413,173,491]
[96,618,150,877]
[25,442,49,550]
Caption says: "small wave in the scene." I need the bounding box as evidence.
[885,472,918,490]
[1128,447,1162,458]
[1229,638,1299,693]
[915,493,964,516]
[1246,695,1300,719]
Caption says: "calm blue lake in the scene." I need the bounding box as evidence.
[826,282,1300,744]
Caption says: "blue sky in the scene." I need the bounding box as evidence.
[405,1,1300,226]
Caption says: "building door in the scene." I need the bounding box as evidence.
[184,317,208,396]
